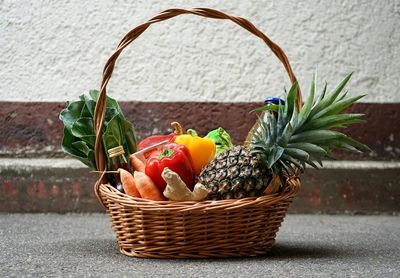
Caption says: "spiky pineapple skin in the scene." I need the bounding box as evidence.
[198,146,272,200]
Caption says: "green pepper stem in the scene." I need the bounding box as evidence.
[159,148,174,159]
[187,129,198,136]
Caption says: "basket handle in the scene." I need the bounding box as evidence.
[93,8,302,172]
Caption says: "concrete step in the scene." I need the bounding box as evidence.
[1,158,399,214]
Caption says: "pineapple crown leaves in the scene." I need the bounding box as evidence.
[250,73,370,175]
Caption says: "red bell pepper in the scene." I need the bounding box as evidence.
[137,122,183,151]
[137,133,176,150]
[137,133,176,159]
[145,143,195,192]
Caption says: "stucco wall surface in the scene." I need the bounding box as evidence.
[1,0,399,102]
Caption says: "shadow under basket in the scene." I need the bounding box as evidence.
[97,176,300,259]
[92,8,303,258]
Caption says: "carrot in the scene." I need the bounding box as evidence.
[129,154,145,172]
[119,168,141,198]
[134,171,165,201]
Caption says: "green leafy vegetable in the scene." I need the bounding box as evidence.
[59,90,137,170]
[205,127,233,155]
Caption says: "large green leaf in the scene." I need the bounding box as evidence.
[104,107,120,127]
[59,100,85,130]
[79,94,96,118]
[89,90,124,116]
[70,117,96,149]
[61,127,85,158]
[71,117,94,138]
[72,141,90,156]
[102,114,123,151]
[61,127,96,168]
[102,114,137,165]
[120,118,137,155]
[80,135,96,149]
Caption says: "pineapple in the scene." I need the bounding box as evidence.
[200,146,272,200]
[198,73,369,200]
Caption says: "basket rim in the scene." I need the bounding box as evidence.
[97,175,300,212]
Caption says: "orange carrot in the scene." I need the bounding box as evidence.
[133,171,165,201]
[129,154,145,172]
[119,168,141,198]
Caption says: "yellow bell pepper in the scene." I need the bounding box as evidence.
[175,134,216,175]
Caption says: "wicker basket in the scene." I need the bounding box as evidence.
[93,8,302,259]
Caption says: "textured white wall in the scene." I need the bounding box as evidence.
[1,0,399,102]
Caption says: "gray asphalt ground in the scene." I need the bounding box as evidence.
[1,214,399,277]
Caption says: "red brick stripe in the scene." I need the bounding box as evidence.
[0,101,399,160]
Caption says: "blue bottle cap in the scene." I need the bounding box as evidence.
[264,97,285,105]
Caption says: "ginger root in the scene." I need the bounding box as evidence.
[162,167,208,201]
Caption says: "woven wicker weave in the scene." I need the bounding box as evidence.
[93,8,302,258]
